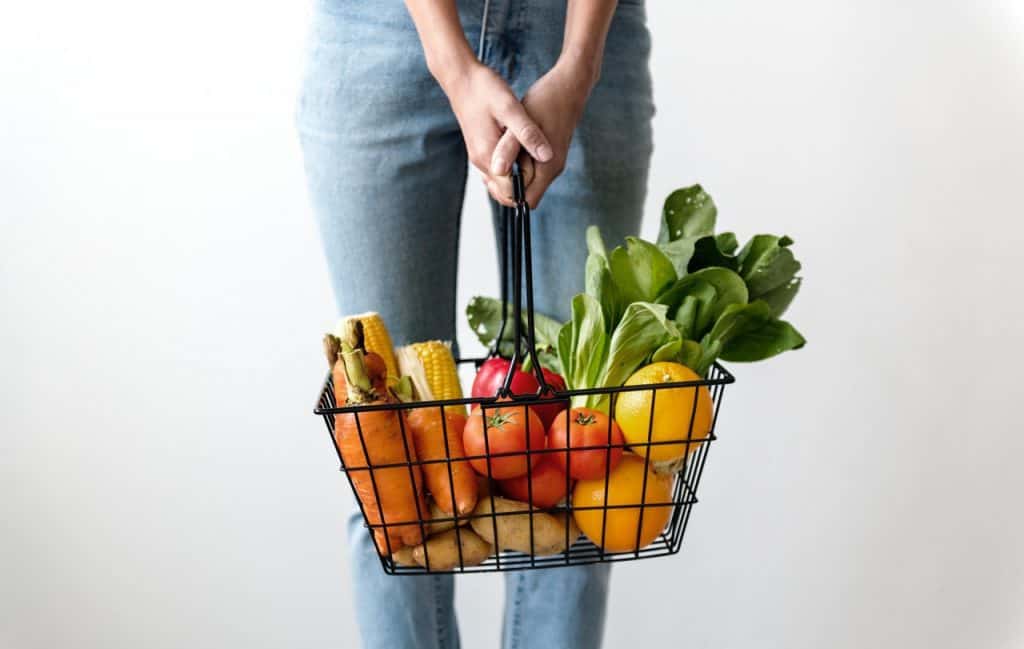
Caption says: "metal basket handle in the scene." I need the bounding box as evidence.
[492,163,552,397]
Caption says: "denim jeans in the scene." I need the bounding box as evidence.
[297,1,653,647]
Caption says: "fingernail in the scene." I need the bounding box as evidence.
[537,144,553,162]
[491,157,507,174]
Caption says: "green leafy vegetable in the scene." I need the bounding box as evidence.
[566,294,607,399]
[584,226,622,328]
[703,301,806,363]
[465,296,564,372]
[585,302,678,407]
[658,185,717,243]
[608,237,677,304]
[687,235,740,273]
[737,234,802,300]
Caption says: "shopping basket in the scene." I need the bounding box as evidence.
[314,168,734,574]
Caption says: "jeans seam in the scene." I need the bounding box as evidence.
[508,572,526,649]
[434,576,446,649]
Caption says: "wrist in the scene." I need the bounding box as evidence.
[426,43,479,93]
[555,47,603,97]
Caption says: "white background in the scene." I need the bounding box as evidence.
[3,1,1024,648]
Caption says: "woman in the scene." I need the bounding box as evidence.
[297,1,653,647]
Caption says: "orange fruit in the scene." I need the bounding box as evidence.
[572,454,674,552]
[614,362,714,464]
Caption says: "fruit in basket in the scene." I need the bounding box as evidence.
[535,367,568,427]
[463,403,545,479]
[406,408,478,516]
[471,357,537,397]
[325,323,428,554]
[471,357,567,428]
[396,340,466,415]
[548,407,625,480]
[572,454,673,552]
[498,453,570,508]
[335,312,399,386]
[614,362,713,465]
[471,496,581,555]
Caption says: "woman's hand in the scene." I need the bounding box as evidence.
[438,61,554,206]
[489,57,597,208]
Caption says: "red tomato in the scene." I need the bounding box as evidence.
[533,368,568,429]
[498,452,571,508]
[463,403,545,479]
[547,407,625,480]
[471,357,538,399]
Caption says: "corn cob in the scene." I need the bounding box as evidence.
[396,341,465,414]
[335,312,398,386]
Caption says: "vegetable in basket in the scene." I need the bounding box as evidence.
[396,341,478,516]
[547,407,625,480]
[324,321,428,555]
[470,356,567,428]
[498,453,570,508]
[465,184,806,395]
[335,312,399,386]
[462,403,545,480]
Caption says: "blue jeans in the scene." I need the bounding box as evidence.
[297,1,653,647]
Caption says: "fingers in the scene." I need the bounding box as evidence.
[486,136,536,206]
[490,129,520,177]
[485,177,516,207]
[494,99,554,164]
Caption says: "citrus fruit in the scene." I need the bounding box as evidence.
[614,362,713,465]
[572,454,673,552]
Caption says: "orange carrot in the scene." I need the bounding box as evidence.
[327,326,428,555]
[406,408,478,516]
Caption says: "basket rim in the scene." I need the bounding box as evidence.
[314,359,735,415]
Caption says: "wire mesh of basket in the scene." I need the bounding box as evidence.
[314,166,734,574]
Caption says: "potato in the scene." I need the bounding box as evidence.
[426,501,469,536]
[470,496,581,556]
[391,546,418,567]
[411,528,492,570]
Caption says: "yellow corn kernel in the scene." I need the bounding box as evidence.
[396,340,465,414]
[335,312,398,385]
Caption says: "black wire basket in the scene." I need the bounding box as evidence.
[314,168,735,575]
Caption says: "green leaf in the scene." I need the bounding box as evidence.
[651,338,683,363]
[716,232,739,255]
[585,252,621,330]
[759,277,802,317]
[466,295,506,349]
[687,236,739,273]
[672,294,703,340]
[657,237,698,278]
[597,302,677,395]
[657,268,748,339]
[704,301,806,363]
[658,185,717,243]
[557,320,573,385]
[567,294,608,392]
[721,319,806,362]
[586,225,608,258]
[737,235,802,298]
[608,237,678,304]
[677,340,705,374]
[466,296,564,364]
[531,311,563,352]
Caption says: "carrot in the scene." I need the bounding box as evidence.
[326,324,428,555]
[406,408,478,516]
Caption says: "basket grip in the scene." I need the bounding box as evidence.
[494,163,551,397]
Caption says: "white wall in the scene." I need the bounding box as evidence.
[3,1,1023,648]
